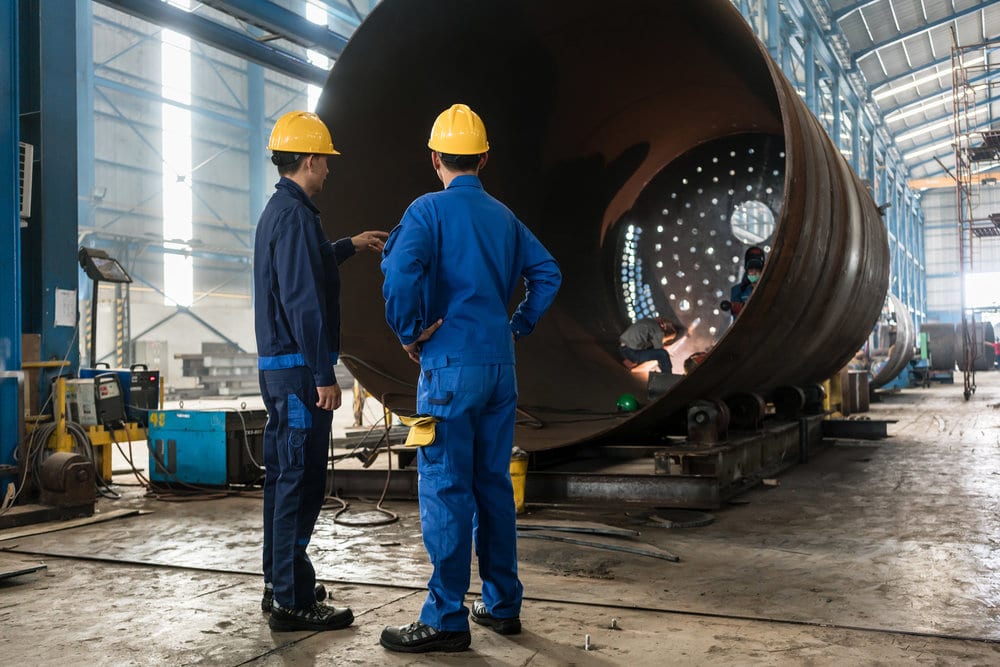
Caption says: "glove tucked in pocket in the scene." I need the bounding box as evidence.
[398,414,438,448]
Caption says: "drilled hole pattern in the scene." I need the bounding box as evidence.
[618,134,785,362]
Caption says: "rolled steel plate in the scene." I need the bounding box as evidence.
[922,322,957,371]
[872,294,916,388]
[316,0,890,451]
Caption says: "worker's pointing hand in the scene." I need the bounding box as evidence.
[351,230,388,254]
[402,319,444,365]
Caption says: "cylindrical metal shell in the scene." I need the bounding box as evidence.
[872,294,916,388]
[316,0,889,451]
[922,322,957,371]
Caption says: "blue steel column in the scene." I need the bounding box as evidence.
[765,0,780,60]
[901,188,911,310]
[870,133,879,199]
[20,0,80,367]
[851,100,862,174]
[804,34,816,111]
[78,0,95,231]
[832,73,842,151]
[918,206,926,321]
[1,0,20,374]
[248,63,266,225]
[779,24,792,76]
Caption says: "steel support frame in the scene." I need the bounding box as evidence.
[201,0,348,59]
[94,0,328,86]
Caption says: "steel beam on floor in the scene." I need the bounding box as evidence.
[331,416,827,510]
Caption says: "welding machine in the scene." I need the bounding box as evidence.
[79,364,159,425]
[147,409,266,487]
[64,374,127,427]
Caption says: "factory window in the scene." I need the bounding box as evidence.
[966,272,1000,310]
[306,1,329,111]
[730,201,775,245]
[161,14,193,308]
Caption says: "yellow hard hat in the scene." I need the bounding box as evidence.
[427,104,489,155]
[268,111,340,155]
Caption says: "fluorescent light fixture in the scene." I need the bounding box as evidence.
[873,55,986,102]
[895,107,985,143]
[904,136,954,160]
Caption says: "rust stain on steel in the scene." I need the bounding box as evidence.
[315,0,890,451]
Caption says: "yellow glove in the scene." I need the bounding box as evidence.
[398,414,438,447]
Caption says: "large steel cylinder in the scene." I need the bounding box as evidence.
[316,0,890,451]
[872,294,916,388]
[922,322,957,371]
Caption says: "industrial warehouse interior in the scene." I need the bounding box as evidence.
[3,0,1000,664]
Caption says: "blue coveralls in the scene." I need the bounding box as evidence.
[381,174,561,632]
[253,177,356,610]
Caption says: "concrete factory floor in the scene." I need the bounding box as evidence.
[4,373,1000,665]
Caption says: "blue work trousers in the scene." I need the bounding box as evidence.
[259,366,332,610]
[416,363,523,632]
[620,346,672,374]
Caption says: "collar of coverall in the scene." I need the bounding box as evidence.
[276,176,321,214]
[445,174,484,190]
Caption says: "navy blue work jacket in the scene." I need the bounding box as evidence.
[381,174,561,370]
[253,177,355,387]
[730,279,754,304]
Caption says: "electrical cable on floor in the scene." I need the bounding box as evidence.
[1,323,79,516]
[324,398,399,527]
[121,405,265,501]
[104,418,238,502]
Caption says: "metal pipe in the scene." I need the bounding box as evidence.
[317,0,889,451]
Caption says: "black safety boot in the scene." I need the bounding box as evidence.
[268,601,353,632]
[379,621,471,653]
[471,600,522,635]
[261,583,327,612]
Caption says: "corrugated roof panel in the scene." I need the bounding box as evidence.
[927,26,953,58]
[878,42,915,71]
[838,13,871,48]
[902,34,934,64]
[860,57,887,82]
[986,4,1000,37]
[955,12,987,45]
[890,0,929,32]
[861,3,903,42]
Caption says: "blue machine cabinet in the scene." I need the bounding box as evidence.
[147,409,266,487]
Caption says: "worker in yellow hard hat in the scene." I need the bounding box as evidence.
[253,110,386,633]
[379,104,562,653]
